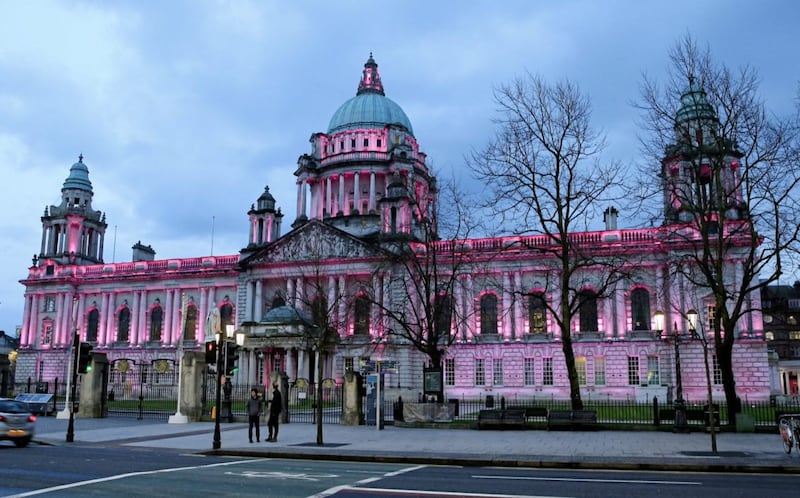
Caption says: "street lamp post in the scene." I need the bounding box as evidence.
[673,319,690,433]
[212,324,240,449]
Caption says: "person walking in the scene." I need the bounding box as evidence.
[266,382,282,442]
[246,388,262,443]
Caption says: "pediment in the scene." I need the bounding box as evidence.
[244,220,381,265]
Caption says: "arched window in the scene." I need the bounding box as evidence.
[354,294,371,335]
[528,293,547,334]
[311,294,328,332]
[149,305,163,342]
[183,304,198,341]
[631,288,651,331]
[86,308,99,342]
[117,307,131,342]
[480,293,498,335]
[220,301,234,332]
[434,294,453,336]
[578,290,598,333]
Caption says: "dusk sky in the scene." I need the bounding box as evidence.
[1,0,797,335]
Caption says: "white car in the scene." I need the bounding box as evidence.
[0,398,37,447]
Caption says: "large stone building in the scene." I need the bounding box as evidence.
[15,56,774,404]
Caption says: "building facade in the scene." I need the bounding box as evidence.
[15,56,774,404]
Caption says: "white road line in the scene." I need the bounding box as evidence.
[309,464,428,498]
[5,459,255,497]
[310,487,564,498]
[472,474,702,486]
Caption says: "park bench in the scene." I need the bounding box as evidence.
[524,406,549,421]
[546,409,598,430]
[477,409,526,429]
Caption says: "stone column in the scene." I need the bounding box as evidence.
[341,370,363,425]
[77,352,108,418]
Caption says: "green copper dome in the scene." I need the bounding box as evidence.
[62,154,93,193]
[675,78,717,124]
[327,55,414,136]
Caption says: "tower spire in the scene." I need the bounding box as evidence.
[356,52,384,96]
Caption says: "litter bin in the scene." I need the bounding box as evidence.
[448,398,459,417]
[485,395,494,409]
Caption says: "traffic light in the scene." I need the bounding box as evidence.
[225,343,239,376]
[77,343,93,374]
[205,341,217,365]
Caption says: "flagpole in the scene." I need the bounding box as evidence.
[169,293,189,424]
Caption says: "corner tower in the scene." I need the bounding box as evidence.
[38,155,107,266]
[293,54,437,240]
[661,78,745,225]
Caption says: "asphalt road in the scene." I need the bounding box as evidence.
[2,442,798,498]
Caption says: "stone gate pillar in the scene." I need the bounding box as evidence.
[178,351,206,421]
[78,353,108,418]
[341,370,363,426]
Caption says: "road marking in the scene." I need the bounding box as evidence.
[472,474,702,486]
[223,470,339,481]
[310,465,429,498]
[311,487,563,498]
[6,459,255,497]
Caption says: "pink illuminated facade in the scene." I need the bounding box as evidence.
[16,56,775,404]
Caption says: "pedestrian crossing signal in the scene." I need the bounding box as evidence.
[77,343,93,374]
[205,341,217,365]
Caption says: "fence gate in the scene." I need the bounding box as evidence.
[105,358,178,420]
[287,378,343,424]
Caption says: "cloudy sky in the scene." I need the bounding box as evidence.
[1,0,797,334]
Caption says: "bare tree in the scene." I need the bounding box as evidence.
[284,229,346,445]
[470,73,627,409]
[373,175,481,401]
[635,34,800,419]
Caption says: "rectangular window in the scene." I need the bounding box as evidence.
[493,358,503,386]
[44,296,56,312]
[41,321,53,346]
[344,357,354,374]
[543,357,554,385]
[351,138,356,148]
[594,357,606,385]
[646,356,660,385]
[627,356,640,385]
[576,356,587,385]
[363,138,369,147]
[707,304,716,332]
[524,357,535,386]
[445,358,455,386]
[712,355,722,385]
[376,139,382,148]
[474,358,485,386]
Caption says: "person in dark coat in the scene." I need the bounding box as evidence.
[246,388,262,443]
[267,382,282,442]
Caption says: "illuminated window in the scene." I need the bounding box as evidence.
[707,305,716,331]
[41,319,53,346]
[594,357,606,385]
[646,356,660,385]
[183,304,198,341]
[576,356,587,385]
[445,358,455,386]
[524,358,535,385]
[627,356,640,385]
[149,305,163,342]
[790,331,800,340]
[44,296,56,312]
[353,294,370,335]
[493,358,503,386]
[480,293,498,335]
[631,288,651,331]
[543,357,554,385]
[528,293,546,334]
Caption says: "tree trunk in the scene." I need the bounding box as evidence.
[315,350,324,445]
[716,337,740,426]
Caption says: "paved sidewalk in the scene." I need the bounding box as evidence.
[32,416,800,473]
